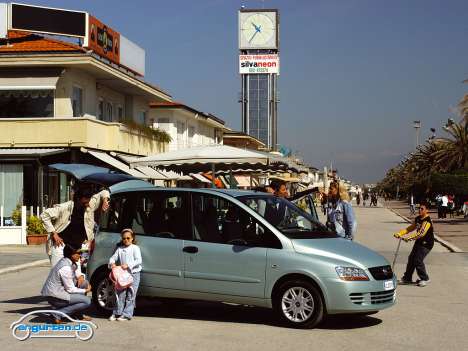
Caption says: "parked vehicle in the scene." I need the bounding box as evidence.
[88,187,396,329]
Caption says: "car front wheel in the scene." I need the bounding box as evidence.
[273,279,324,329]
[91,269,116,315]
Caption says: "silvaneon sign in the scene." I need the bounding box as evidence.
[239,54,279,74]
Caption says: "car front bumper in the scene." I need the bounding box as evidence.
[321,275,397,314]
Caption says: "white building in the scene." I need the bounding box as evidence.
[149,102,229,151]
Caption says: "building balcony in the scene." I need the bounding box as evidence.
[0,116,167,156]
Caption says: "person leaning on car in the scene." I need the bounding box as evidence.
[41,186,110,267]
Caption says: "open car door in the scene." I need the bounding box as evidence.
[288,187,320,222]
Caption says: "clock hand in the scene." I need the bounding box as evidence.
[251,22,260,32]
[249,29,259,43]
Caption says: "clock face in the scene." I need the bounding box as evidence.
[239,11,277,49]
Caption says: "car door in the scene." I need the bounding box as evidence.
[182,192,281,298]
[128,191,190,292]
[291,193,319,221]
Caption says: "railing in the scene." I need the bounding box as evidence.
[0,117,166,156]
[0,205,27,245]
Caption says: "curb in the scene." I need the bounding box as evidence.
[0,259,49,275]
[386,207,463,253]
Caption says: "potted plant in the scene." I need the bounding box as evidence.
[26,215,48,245]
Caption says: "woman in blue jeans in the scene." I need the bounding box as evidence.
[108,229,142,321]
[326,181,357,240]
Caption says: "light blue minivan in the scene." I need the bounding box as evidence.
[88,187,396,328]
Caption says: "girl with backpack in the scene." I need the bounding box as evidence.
[108,228,142,321]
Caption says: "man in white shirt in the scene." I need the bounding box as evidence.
[441,195,449,218]
[41,245,92,324]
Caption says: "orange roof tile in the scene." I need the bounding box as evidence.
[0,30,84,53]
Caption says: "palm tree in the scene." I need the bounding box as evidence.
[433,121,468,172]
[457,93,468,123]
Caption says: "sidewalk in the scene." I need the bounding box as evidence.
[0,245,49,274]
[384,200,468,252]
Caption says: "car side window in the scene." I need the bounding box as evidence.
[191,193,282,249]
[99,195,132,233]
[132,192,191,239]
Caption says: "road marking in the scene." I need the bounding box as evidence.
[0,259,49,275]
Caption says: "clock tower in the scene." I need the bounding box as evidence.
[238,8,279,150]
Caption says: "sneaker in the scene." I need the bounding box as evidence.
[417,279,431,287]
[117,316,131,321]
[398,278,414,285]
[109,314,118,321]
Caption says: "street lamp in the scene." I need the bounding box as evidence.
[413,120,421,148]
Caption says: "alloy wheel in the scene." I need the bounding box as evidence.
[281,286,315,323]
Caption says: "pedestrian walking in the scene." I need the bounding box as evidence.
[363,192,369,207]
[108,229,142,321]
[41,186,110,267]
[409,193,416,215]
[393,201,434,287]
[41,245,93,324]
[326,181,357,240]
[356,192,361,206]
[441,194,449,218]
[371,193,378,207]
[463,199,468,218]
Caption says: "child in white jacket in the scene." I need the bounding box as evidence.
[108,229,142,321]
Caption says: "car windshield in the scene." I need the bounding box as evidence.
[238,195,338,239]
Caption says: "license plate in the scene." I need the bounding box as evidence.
[384,280,394,290]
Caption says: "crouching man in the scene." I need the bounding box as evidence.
[41,245,92,324]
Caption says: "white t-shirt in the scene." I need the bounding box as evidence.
[441,196,448,207]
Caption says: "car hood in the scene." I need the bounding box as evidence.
[291,238,389,269]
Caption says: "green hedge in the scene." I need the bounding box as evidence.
[431,172,468,195]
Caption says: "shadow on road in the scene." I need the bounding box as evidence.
[3,295,382,330]
[318,314,382,330]
[1,295,47,305]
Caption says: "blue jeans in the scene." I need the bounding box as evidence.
[47,281,90,319]
[47,294,91,319]
[114,272,140,318]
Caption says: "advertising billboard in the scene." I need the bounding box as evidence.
[9,3,86,37]
[120,35,145,76]
[239,54,279,74]
[85,15,120,65]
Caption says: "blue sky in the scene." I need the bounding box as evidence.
[23,0,468,183]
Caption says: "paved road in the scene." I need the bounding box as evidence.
[0,245,46,269]
[1,206,467,351]
[385,200,468,252]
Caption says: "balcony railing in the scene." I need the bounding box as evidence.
[0,116,167,156]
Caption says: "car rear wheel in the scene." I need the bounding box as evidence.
[91,269,116,315]
[273,279,324,329]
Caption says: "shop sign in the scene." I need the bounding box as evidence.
[8,3,86,37]
[239,54,279,74]
[86,15,120,65]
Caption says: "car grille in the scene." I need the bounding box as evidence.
[349,290,395,305]
[368,265,394,281]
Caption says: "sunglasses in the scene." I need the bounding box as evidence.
[122,237,133,240]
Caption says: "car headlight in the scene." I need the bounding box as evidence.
[335,266,369,281]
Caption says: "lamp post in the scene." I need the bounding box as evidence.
[413,120,421,149]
